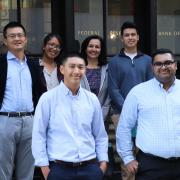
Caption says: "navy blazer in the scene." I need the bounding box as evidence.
[0,54,46,110]
[35,59,63,91]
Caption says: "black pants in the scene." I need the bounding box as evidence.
[136,150,180,180]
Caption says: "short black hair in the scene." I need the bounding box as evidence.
[3,21,26,38]
[61,53,88,66]
[121,21,139,36]
[80,35,107,66]
[152,48,175,63]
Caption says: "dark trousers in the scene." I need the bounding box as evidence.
[47,162,103,180]
[136,150,180,180]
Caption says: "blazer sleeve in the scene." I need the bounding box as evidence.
[27,58,47,108]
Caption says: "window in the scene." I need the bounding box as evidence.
[20,0,51,54]
[74,0,103,50]
[74,0,134,55]
[106,0,133,55]
[157,0,180,55]
[0,0,17,54]
[0,0,51,55]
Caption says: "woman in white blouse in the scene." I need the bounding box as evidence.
[39,33,63,90]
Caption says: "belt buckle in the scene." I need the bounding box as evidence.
[73,162,82,167]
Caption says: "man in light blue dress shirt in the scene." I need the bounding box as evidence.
[116,48,180,180]
[0,22,45,180]
[32,53,108,180]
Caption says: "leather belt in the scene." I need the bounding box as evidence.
[140,150,180,161]
[52,158,97,167]
[0,112,33,117]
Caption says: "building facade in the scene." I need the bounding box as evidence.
[0,0,180,58]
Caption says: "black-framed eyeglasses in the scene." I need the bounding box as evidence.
[153,60,176,68]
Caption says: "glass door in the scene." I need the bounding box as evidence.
[157,0,180,56]
[74,0,134,56]
[74,0,103,49]
[106,0,133,55]
[0,0,51,55]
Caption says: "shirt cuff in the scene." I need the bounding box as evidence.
[97,152,109,162]
[123,155,135,165]
[34,158,49,167]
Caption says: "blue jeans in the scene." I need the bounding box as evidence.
[47,162,103,180]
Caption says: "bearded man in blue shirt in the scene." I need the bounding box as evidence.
[32,53,108,180]
[116,48,180,180]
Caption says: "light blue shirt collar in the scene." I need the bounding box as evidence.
[153,77,176,89]
[7,51,27,63]
[60,81,81,97]
[32,80,108,166]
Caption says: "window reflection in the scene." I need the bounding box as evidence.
[0,0,17,54]
[157,0,180,54]
[74,0,103,49]
[74,0,133,55]
[20,0,51,54]
[106,0,133,55]
[0,0,51,55]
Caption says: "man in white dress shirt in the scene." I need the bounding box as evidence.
[32,53,108,180]
[116,48,180,180]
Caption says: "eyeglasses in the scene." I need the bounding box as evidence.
[6,33,25,39]
[153,60,176,68]
[47,44,61,51]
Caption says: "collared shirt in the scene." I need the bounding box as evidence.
[39,59,59,90]
[116,78,180,165]
[32,81,108,166]
[0,51,33,112]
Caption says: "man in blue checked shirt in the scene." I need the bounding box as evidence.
[32,53,108,180]
[116,48,180,180]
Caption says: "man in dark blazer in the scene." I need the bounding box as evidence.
[0,21,45,180]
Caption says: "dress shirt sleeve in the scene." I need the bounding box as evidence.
[116,90,138,165]
[32,93,51,166]
[92,97,109,162]
[27,58,47,108]
[108,60,124,112]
